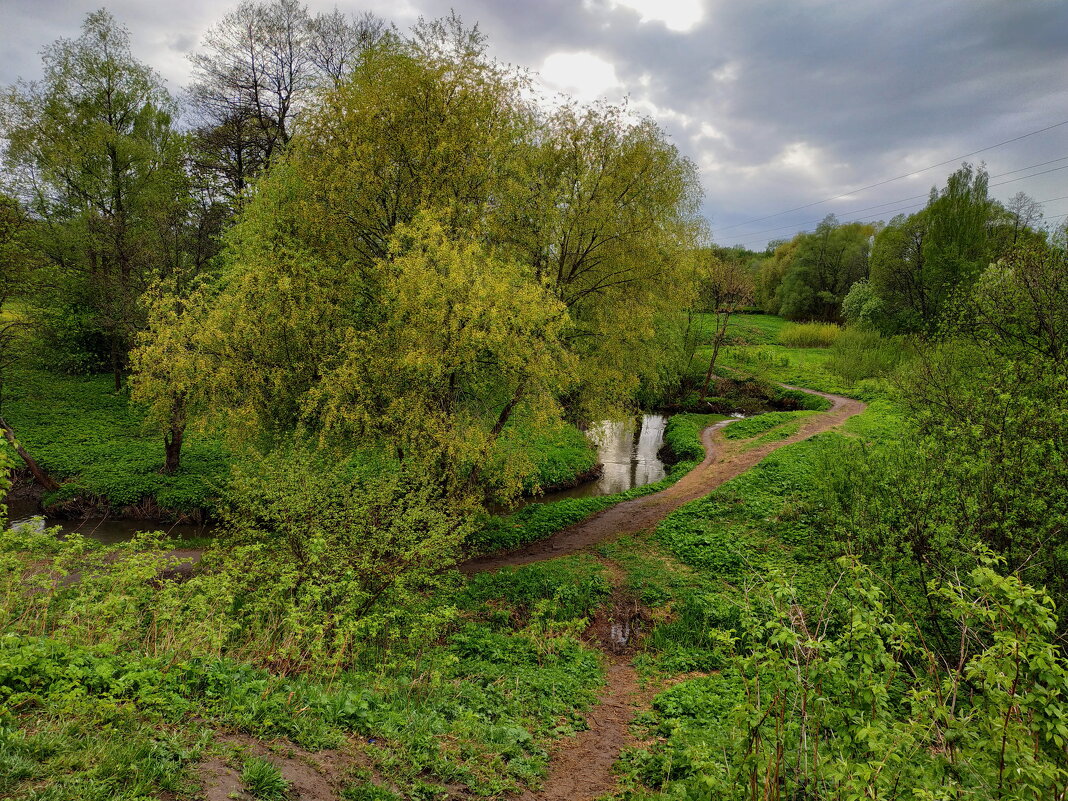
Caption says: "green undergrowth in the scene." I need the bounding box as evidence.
[0,552,610,800]
[470,414,727,555]
[4,367,228,514]
[613,399,903,796]
[3,367,599,519]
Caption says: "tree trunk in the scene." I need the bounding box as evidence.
[0,417,60,491]
[699,313,731,403]
[162,425,183,475]
[161,396,185,474]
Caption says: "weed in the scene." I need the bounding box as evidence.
[242,755,289,800]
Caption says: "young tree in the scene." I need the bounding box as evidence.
[2,10,184,387]
[697,254,753,402]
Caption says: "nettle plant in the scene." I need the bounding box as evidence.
[716,555,1068,800]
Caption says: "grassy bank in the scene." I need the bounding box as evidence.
[0,314,912,799]
[3,367,598,519]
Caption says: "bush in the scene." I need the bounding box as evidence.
[778,322,841,347]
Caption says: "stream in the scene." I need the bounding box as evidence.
[5,413,673,540]
[6,494,216,545]
[503,413,670,513]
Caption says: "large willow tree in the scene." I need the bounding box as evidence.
[134,19,703,502]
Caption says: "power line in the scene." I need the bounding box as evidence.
[716,118,1068,233]
[720,156,1068,243]
[729,187,1068,248]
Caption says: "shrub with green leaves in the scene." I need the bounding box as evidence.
[626,556,1068,800]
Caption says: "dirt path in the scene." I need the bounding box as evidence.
[478,387,865,800]
[462,387,866,574]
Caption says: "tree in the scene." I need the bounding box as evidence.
[0,196,38,409]
[697,254,753,402]
[917,162,995,326]
[499,102,705,417]
[868,211,932,332]
[2,10,184,387]
[1004,190,1044,246]
[776,215,874,321]
[130,279,212,474]
[137,16,702,503]
[307,9,391,89]
[307,214,576,503]
[754,237,799,314]
[188,0,389,206]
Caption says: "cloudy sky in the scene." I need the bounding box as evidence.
[5,0,1068,248]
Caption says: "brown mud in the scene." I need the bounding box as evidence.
[197,732,393,801]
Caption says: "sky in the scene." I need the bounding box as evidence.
[4,0,1068,249]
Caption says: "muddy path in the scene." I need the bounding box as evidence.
[462,387,866,574]
[472,387,865,801]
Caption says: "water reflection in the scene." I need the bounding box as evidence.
[506,413,669,512]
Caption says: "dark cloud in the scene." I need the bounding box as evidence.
[4,0,1067,247]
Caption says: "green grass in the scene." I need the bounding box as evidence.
[4,367,228,514]
[0,571,608,799]
[242,756,289,800]
[723,411,816,440]
[723,313,788,345]
[4,367,600,518]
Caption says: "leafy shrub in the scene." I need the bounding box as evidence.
[778,321,841,347]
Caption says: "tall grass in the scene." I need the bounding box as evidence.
[825,327,910,384]
[778,322,841,348]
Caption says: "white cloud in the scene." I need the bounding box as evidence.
[539,51,621,103]
[595,0,706,32]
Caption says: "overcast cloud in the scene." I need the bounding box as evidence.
[4,0,1067,248]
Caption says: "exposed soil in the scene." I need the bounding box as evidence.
[461,387,866,574]
[195,731,383,801]
[519,655,642,801]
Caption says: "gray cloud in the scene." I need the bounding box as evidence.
[4,0,1067,247]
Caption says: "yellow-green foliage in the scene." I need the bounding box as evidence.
[778,322,841,348]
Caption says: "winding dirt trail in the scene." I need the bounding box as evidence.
[461,388,866,575]
[469,387,866,801]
